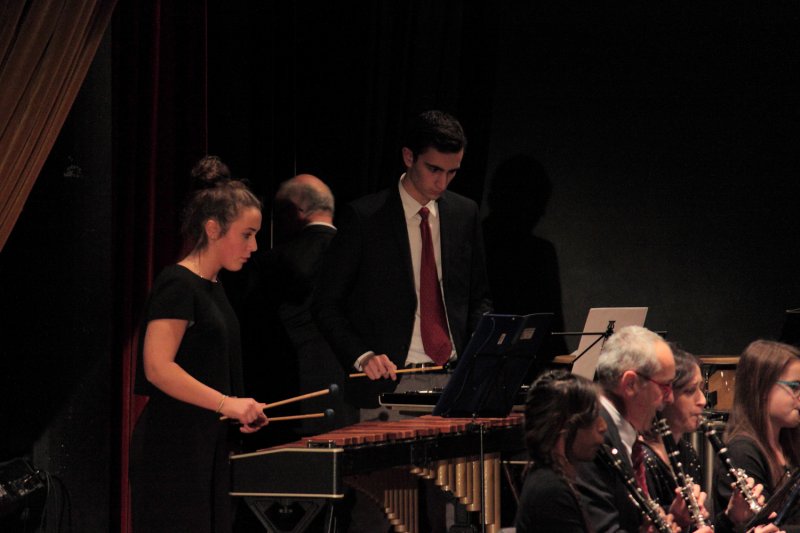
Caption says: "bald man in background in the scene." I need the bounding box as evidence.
[262,174,358,433]
[226,174,356,452]
[271,174,335,244]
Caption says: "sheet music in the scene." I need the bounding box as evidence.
[571,307,648,379]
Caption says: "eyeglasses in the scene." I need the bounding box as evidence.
[635,371,673,397]
[777,380,800,399]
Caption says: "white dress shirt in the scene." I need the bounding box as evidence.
[353,176,455,369]
[600,394,638,462]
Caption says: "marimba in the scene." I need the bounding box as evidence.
[378,388,529,413]
[230,414,524,532]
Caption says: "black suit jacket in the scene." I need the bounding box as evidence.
[312,185,492,407]
[575,406,644,533]
[265,225,338,342]
[257,224,358,431]
[222,224,357,448]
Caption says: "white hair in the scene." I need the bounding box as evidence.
[275,178,334,215]
[595,325,665,391]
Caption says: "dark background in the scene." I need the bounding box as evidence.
[487,4,800,354]
[1,2,798,531]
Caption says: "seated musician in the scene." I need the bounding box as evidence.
[575,325,697,532]
[713,340,800,532]
[640,345,779,533]
[515,370,607,532]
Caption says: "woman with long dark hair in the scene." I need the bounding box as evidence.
[641,345,779,532]
[515,370,607,532]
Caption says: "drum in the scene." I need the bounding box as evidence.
[700,356,738,412]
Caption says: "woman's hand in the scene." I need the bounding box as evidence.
[726,477,764,526]
[220,397,269,433]
[668,483,709,529]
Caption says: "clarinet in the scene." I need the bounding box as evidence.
[745,467,800,530]
[774,473,800,527]
[654,418,709,529]
[701,418,763,514]
[596,444,672,533]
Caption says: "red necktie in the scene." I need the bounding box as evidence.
[631,440,651,498]
[418,207,452,365]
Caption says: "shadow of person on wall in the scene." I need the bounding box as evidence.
[482,154,567,379]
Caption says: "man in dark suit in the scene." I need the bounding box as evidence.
[312,109,491,533]
[575,325,682,532]
[224,174,357,453]
[313,109,492,412]
[257,174,358,432]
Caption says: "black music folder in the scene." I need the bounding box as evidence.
[433,313,553,418]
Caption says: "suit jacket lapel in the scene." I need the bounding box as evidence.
[387,188,416,296]
[437,193,453,285]
[600,406,634,472]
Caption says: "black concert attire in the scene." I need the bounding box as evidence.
[250,223,357,434]
[640,438,701,511]
[640,437,727,532]
[515,466,592,533]
[220,224,348,450]
[575,403,644,533]
[312,180,491,533]
[130,265,244,533]
[313,183,492,409]
[713,436,800,531]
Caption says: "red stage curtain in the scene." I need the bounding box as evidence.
[111,1,209,531]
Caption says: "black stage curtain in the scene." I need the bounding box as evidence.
[207,0,498,214]
[113,2,498,530]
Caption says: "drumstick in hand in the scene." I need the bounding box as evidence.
[348,365,444,378]
[220,384,339,420]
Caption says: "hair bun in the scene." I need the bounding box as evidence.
[191,155,231,189]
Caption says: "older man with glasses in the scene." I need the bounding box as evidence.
[574,325,703,532]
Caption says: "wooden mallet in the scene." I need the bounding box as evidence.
[348,365,444,379]
[267,408,335,423]
[220,383,339,421]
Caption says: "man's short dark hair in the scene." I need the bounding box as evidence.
[403,110,467,157]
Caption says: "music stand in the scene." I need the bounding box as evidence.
[569,307,648,379]
[432,313,553,418]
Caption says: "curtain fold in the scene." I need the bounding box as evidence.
[0,0,117,252]
[112,2,209,531]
